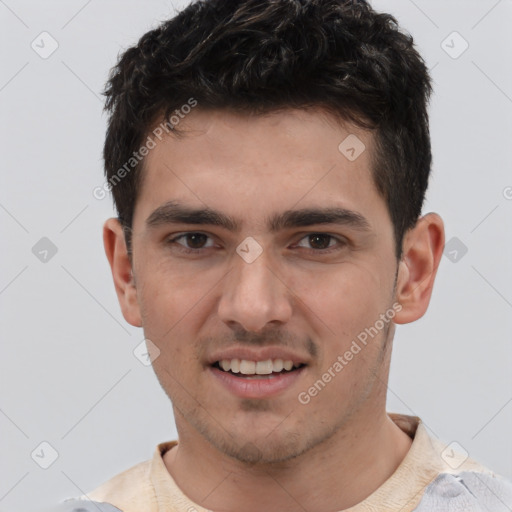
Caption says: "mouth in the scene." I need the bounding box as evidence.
[209,358,307,398]
[212,358,306,379]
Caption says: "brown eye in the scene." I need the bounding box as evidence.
[307,234,333,250]
[167,232,215,252]
[294,233,346,254]
[183,233,208,249]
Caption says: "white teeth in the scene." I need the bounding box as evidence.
[273,359,284,372]
[230,358,240,373]
[216,358,299,375]
[239,360,256,375]
[256,360,273,375]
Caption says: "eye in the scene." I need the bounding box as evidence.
[167,232,215,253]
[295,233,345,253]
[165,232,346,256]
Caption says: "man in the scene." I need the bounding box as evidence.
[53,0,512,510]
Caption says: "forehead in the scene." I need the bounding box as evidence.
[146,107,372,171]
[134,107,387,230]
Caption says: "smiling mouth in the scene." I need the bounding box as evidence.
[212,358,306,379]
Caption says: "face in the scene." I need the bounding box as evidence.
[116,108,405,463]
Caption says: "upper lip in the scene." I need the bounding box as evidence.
[207,347,309,366]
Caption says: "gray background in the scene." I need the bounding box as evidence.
[1,0,511,510]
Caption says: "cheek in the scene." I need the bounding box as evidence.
[138,258,216,318]
[137,263,215,359]
[288,262,386,332]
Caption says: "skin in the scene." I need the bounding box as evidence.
[104,108,444,512]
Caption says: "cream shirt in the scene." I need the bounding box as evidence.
[57,413,512,512]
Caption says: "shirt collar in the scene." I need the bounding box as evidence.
[149,413,453,512]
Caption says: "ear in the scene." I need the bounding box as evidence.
[103,218,142,327]
[393,213,445,324]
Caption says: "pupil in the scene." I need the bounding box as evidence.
[187,233,207,248]
[309,234,330,249]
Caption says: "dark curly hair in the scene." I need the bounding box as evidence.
[103,0,433,259]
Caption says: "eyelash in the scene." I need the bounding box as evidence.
[166,232,346,255]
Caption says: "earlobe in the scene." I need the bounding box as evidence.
[103,218,142,327]
[393,213,445,325]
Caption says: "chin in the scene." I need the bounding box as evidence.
[203,420,316,465]
[222,435,306,465]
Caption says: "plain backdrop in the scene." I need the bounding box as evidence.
[1,0,511,510]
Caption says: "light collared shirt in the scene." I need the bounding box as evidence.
[54,413,512,511]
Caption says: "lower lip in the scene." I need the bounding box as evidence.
[209,366,306,399]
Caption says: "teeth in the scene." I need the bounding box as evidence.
[240,360,256,375]
[217,358,300,375]
[283,360,293,371]
[273,359,283,372]
[256,360,273,375]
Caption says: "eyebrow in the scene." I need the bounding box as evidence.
[146,200,372,233]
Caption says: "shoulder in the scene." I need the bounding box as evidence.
[413,469,512,511]
[50,459,156,512]
[48,441,178,512]
[42,461,154,512]
[42,499,124,511]
[84,459,155,511]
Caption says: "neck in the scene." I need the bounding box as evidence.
[163,410,413,512]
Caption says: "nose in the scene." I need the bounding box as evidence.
[217,248,293,333]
